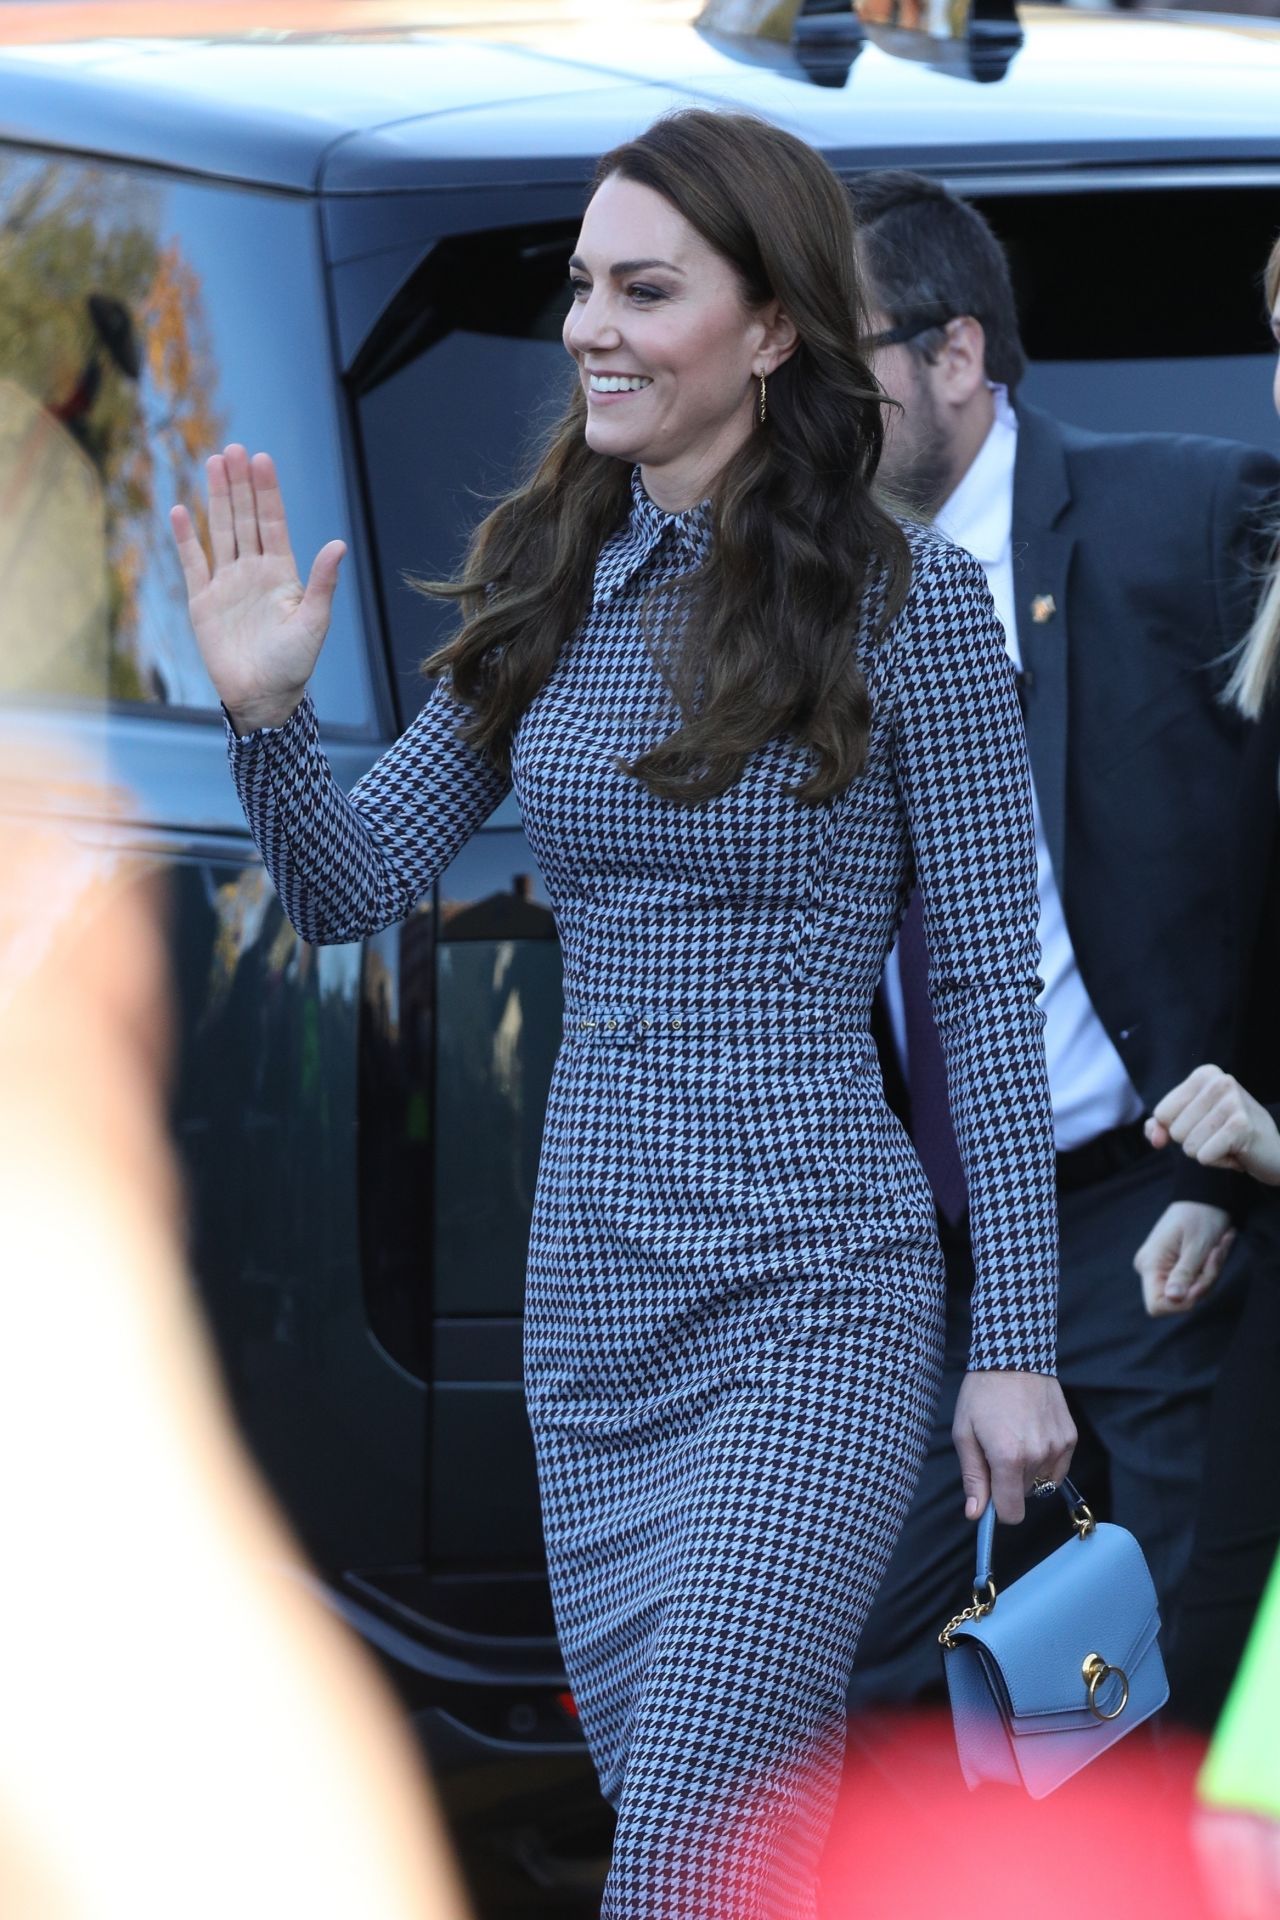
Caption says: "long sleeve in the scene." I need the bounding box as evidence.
[227,676,511,945]
[890,540,1059,1374]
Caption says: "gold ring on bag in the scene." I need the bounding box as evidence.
[1082,1652,1129,1722]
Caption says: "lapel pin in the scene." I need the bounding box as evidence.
[1030,593,1057,625]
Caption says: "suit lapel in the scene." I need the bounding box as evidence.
[1011,404,1075,893]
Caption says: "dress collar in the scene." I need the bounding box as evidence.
[627,466,714,570]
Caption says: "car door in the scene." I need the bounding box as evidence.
[0,140,416,1581]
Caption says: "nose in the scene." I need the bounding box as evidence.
[566,286,621,356]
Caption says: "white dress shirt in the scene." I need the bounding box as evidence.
[884,387,1144,1152]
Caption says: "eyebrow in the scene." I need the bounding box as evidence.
[568,254,686,276]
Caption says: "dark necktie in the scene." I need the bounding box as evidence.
[896,889,968,1226]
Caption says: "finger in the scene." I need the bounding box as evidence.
[207,454,235,569]
[1165,1223,1218,1301]
[1192,1118,1247,1169]
[1211,1226,1238,1270]
[990,1457,1026,1526]
[1144,1116,1171,1149]
[952,1421,990,1522]
[1133,1221,1177,1287]
[1180,1276,1217,1311]
[1136,1251,1173,1313]
[1164,1256,1204,1303]
[1182,1230,1237,1306]
[299,541,348,640]
[1140,1268,1167,1316]
[1166,1083,1227,1147]
[224,443,262,559]
[250,452,295,562]
[169,504,210,598]
[1152,1064,1221,1129]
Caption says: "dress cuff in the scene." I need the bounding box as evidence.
[223,693,315,755]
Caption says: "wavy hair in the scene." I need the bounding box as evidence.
[1226,233,1280,719]
[421,109,910,803]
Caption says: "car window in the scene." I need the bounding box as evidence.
[979,184,1280,446]
[0,149,371,727]
[353,218,580,728]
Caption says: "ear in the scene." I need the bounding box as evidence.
[755,299,800,376]
[934,315,988,405]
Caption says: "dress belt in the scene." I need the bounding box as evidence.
[560,1001,869,1047]
[1055,1117,1154,1194]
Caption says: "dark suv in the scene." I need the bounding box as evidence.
[1,0,1278,1908]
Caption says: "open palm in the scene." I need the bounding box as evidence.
[169,444,346,732]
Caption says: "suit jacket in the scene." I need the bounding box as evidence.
[1008,404,1280,1166]
[1176,690,1280,1219]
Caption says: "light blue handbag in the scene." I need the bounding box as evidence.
[939,1478,1169,1798]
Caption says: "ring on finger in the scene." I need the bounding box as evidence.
[1030,1477,1057,1499]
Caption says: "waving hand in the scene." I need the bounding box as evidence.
[169,444,346,735]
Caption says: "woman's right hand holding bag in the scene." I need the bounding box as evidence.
[169,443,346,736]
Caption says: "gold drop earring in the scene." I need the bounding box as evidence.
[758,372,768,425]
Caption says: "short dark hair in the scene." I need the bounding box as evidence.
[849,170,1026,393]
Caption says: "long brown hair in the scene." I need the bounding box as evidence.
[422,109,910,803]
[1226,233,1280,718]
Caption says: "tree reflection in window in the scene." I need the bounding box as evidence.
[0,156,225,706]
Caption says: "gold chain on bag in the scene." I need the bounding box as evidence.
[939,1579,997,1650]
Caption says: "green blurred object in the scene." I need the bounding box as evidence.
[1199,1551,1280,1821]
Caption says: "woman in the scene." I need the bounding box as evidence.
[170,111,1074,1917]
[1140,233,1280,1734]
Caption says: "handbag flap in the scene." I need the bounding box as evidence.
[953,1521,1160,1721]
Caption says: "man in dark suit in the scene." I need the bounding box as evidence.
[844,171,1280,1709]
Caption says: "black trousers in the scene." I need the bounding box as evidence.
[846,1146,1245,1712]
[1163,1202,1280,1730]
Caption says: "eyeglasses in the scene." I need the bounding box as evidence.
[865,308,966,351]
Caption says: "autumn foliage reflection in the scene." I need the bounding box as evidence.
[0,159,224,702]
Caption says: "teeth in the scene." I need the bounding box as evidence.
[589,374,652,393]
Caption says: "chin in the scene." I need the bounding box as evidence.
[583,417,645,464]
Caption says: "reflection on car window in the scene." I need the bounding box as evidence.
[355,220,579,722]
[0,154,227,707]
[0,151,367,726]
[433,831,561,1316]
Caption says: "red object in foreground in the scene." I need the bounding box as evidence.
[823,1711,1213,1920]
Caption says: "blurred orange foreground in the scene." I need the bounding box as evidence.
[0,755,471,1919]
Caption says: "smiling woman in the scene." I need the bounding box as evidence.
[170,105,1071,1920]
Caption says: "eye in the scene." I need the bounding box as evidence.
[568,275,590,300]
[627,283,667,305]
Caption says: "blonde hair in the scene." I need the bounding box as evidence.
[1226,234,1280,717]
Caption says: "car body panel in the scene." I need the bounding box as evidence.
[1,13,1279,192]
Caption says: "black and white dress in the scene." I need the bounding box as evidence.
[229,471,1058,1919]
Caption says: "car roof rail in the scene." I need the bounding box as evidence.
[696,0,1024,88]
[696,0,867,87]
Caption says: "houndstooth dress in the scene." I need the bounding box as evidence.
[228,470,1058,1919]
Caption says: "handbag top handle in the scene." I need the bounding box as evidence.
[973,1476,1092,1589]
